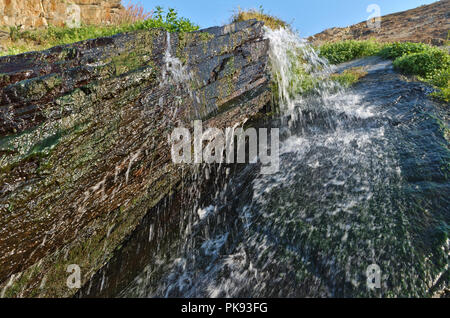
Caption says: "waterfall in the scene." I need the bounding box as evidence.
[119,27,449,298]
[161,31,192,85]
[264,27,337,118]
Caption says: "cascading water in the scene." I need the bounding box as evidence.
[120,28,449,298]
[162,32,193,86]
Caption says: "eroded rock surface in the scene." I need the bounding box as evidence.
[0,20,271,297]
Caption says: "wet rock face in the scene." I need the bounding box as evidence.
[0,0,124,28]
[0,20,271,297]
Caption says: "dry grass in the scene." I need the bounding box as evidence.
[110,0,153,25]
[231,7,289,30]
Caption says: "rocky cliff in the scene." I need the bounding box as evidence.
[0,0,124,28]
[309,0,449,46]
[0,20,272,297]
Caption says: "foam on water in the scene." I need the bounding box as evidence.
[161,32,192,85]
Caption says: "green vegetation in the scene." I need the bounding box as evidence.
[231,6,289,30]
[319,40,385,64]
[389,46,450,102]
[0,6,199,57]
[392,49,449,77]
[426,68,450,102]
[378,42,431,60]
[319,40,450,102]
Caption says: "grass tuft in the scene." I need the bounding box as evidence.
[331,67,368,88]
[231,6,289,30]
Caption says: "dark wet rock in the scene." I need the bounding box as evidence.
[0,20,271,297]
[116,55,448,299]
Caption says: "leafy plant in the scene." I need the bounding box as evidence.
[379,42,430,59]
[319,40,385,64]
[426,67,450,88]
[136,6,199,33]
[426,67,450,102]
[393,49,450,77]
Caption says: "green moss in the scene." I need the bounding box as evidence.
[55,88,89,112]
[11,74,63,102]
[198,32,214,43]
[58,47,79,61]
[176,31,214,64]
[176,32,193,64]
[29,132,63,155]
[111,51,146,76]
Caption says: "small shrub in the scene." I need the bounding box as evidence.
[319,40,384,64]
[392,49,450,77]
[430,86,450,103]
[9,26,21,41]
[231,6,288,30]
[386,44,450,103]
[426,67,450,88]
[135,6,199,33]
[378,42,430,59]
[427,67,450,102]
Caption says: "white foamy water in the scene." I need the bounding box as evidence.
[264,27,337,118]
[161,32,192,85]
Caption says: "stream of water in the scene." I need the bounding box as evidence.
[119,28,449,298]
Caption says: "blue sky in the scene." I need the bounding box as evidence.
[136,0,438,37]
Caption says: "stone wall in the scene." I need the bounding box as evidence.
[0,0,123,28]
[0,20,271,297]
